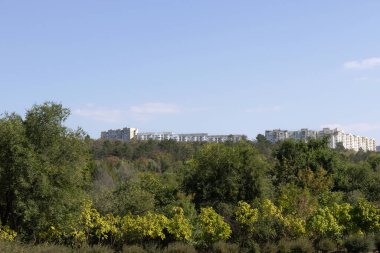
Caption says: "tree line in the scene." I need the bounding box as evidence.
[1,102,380,253]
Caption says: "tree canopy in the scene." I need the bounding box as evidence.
[2,102,380,252]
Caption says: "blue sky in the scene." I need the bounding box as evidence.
[1,1,380,141]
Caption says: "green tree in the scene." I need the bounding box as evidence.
[0,102,91,241]
[273,138,337,192]
[184,142,271,207]
[0,113,36,230]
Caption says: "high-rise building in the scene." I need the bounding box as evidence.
[100,127,138,141]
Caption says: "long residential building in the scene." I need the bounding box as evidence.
[265,128,376,152]
[101,127,244,143]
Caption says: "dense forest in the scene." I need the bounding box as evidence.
[1,103,380,253]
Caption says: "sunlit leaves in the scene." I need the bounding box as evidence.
[195,207,232,244]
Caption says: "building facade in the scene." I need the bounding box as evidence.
[265,129,289,143]
[265,128,376,152]
[136,132,244,143]
[100,127,138,141]
[101,127,244,143]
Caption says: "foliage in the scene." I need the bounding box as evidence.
[0,225,17,241]
[374,233,380,251]
[235,201,258,233]
[273,138,337,187]
[0,102,91,241]
[184,142,271,207]
[278,184,317,220]
[212,241,240,253]
[3,103,380,251]
[71,201,122,246]
[163,242,197,253]
[253,199,285,242]
[277,238,314,253]
[122,245,148,253]
[351,199,380,233]
[306,206,343,239]
[315,238,337,253]
[343,235,371,253]
[121,212,169,242]
[167,207,192,241]
[195,207,231,245]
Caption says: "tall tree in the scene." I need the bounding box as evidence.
[183,141,271,207]
[0,102,91,241]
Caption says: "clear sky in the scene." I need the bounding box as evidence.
[1,1,380,141]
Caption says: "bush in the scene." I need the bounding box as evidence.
[316,238,336,253]
[374,233,380,251]
[344,236,371,253]
[277,238,314,253]
[0,240,73,253]
[0,240,28,253]
[239,239,261,253]
[212,241,240,253]
[123,245,148,253]
[32,244,72,253]
[261,242,277,253]
[76,245,115,253]
[163,242,197,253]
[143,243,163,253]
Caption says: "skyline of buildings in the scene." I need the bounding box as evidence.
[101,127,244,143]
[265,128,376,152]
[101,126,378,152]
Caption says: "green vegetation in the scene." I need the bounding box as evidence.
[2,102,380,252]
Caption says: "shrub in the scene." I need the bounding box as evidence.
[343,236,371,253]
[277,238,314,253]
[143,243,163,253]
[239,239,261,253]
[76,244,115,253]
[316,238,336,253]
[212,241,240,253]
[0,240,28,253]
[261,242,277,253]
[31,243,72,253]
[123,245,147,253]
[0,225,17,241]
[196,207,232,245]
[163,242,197,253]
[374,233,380,251]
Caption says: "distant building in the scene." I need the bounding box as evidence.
[265,129,289,143]
[100,127,138,141]
[137,132,244,143]
[101,127,244,143]
[264,128,318,143]
[377,146,380,152]
[265,128,376,152]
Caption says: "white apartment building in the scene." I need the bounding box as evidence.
[101,127,244,143]
[319,128,376,152]
[265,128,376,152]
[136,132,243,143]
